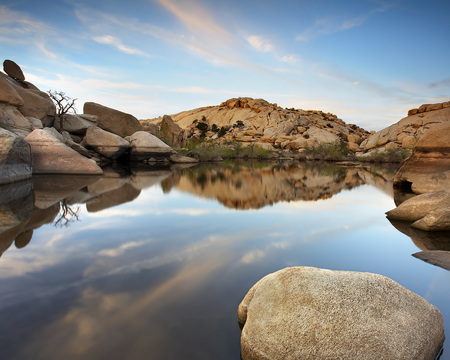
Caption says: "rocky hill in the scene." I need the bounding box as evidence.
[360,101,450,154]
[143,97,370,154]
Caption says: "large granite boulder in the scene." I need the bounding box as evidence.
[411,207,450,231]
[129,131,176,161]
[0,103,33,137]
[3,60,25,81]
[84,102,143,138]
[0,72,24,107]
[24,129,103,175]
[159,114,185,148]
[0,71,55,127]
[53,113,97,134]
[394,122,450,187]
[411,170,450,194]
[386,190,450,222]
[84,126,130,160]
[238,267,445,360]
[0,128,32,184]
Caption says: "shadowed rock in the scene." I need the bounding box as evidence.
[3,60,25,81]
[238,266,445,360]
[0,128,32,184]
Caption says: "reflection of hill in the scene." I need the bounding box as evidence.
[172,162,371,210]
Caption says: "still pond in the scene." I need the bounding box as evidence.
[0,161,448,359]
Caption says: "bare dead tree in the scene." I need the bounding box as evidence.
[47,90,77,132]
[53,199,80,227]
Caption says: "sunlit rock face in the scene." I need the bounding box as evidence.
[238,267,445,360]
[394,122,450,187]
[173,163,371,210]
[143,97,369,152]
[360,101,450,154]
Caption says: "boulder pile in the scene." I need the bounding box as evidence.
[143,97,370,155]
[0,59,197,184]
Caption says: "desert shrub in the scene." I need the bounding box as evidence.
[233,120,245,128]
[195,121,209,137]
[359,148,412,163]
[305,141,351,161]
[211,124,219,133]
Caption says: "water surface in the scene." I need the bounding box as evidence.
[0,161,448,359]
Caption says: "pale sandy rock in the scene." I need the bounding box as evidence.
[411,207,450,231]
[159,114,185,148]
[84,102,143,137]
[0,103,33,137]
[24,129,103,175]
[0,72,24,107]
[3,60,25,81]
[129,131,176,161]
[386,190,450,222]
[411,170,450,194]
[84,126,130,160]
[238,267,444,360]
[401,135,416,148]
[304,126,340,145]
[347,141,360,152]
[0,128,32,184]
[288,137,308,150]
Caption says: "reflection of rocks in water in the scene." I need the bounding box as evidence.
[0,180,34,229]
[172,162,373,210]
[86,183,141,213]
[412,251,450,271]
[0,203,60,257]
[355,163,398,198]
[33,174,101,209]
[388,219,450,251]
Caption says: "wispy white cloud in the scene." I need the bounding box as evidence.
[93,35,149,57]
[98,241,147,257]
[247,35,274,53]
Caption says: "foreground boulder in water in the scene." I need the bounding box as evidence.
[237,267,445,360]
[24,129,103,175]
[129,131,176,161]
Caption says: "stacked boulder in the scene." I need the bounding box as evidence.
[0,59,196,185]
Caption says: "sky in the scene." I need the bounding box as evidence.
[0,0,449,131]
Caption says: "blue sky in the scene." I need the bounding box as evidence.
[1,0,449,130]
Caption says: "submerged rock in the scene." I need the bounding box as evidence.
[238,266,445,360]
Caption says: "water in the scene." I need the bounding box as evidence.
[0,161,448,360]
